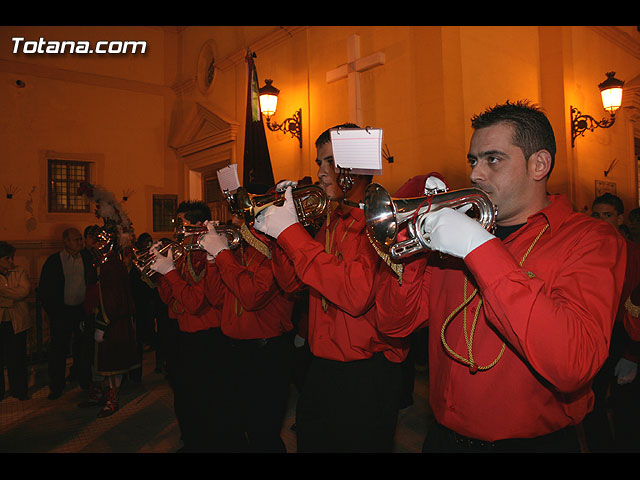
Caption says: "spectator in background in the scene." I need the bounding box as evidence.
[591,192,631,239]
[0,241,33,401]
[73,225,101,390]
[586,193,640,451]
[39,228,95,400]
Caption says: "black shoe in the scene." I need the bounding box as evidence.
[12,390,30,401]
[47,390,63,400]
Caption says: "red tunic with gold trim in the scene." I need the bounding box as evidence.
[204,228,294,340]
[84,255,139,376]
[271,205,408,363]
[157,244,221,333]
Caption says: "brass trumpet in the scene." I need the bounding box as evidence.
[364,183,497,261]
[176,223,243,251]
[132,224,242,278]
[224,184,329,226]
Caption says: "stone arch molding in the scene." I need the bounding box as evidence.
[169,102,240,199]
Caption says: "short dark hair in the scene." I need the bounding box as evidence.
[593,192,624,215]
[315,122,361,148]
[0,241,16,259]
[135,232,153,250]
[177,200,211,224]
[83,224,101,239]
[471,100,556,177]
[315,122,373,184]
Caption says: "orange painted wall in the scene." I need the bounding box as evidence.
[1,25,639,259]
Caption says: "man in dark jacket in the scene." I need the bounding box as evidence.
[39,227,96,399]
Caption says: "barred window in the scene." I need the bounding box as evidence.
[47,159,91,213]
[153,194,177,232]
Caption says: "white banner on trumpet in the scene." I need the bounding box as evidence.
[330,127,383,175]
[217,164,241,193]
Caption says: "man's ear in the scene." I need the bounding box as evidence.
[529,149,552,181]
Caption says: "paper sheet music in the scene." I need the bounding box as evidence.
[217,164,241,193]
[330,128,383,175]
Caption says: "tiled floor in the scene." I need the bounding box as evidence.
[0,350,431,453]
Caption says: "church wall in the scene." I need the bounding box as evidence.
[1,25,638,285]
[566,26,640,214]
[0,24,638,358]
[0,25,178,285]
[163,25,639,218]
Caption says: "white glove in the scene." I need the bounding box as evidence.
[149,244,176,275]
[420,207,495,259]
[614,358,638,385]
[294,334,306,348]
[199,221,230,261]
[253,186,299,239]
[424,176,448,195]
[276,179,298,193]
[94,329,104,343]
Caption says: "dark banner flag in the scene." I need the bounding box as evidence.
[242,49,275,194]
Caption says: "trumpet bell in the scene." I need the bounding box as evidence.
[364,183,497,260]
[132,224,242,279]
[226,184,329,226]
[132,239,183,279]
[363,183,399,251]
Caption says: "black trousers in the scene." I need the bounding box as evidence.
[224,334,294,453]
[296,352,403,453]
[155,310,179,390]
[47,305,87,393]
[174,327,239,452]
[0,322,28,398]
[423,421,581,453]
[609,374,640,452]
[583,321,640,452]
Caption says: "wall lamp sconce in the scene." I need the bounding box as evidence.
[571,71,625,147]
[259,79,302,148]
[122,188,134,202]
[4,184,18,199]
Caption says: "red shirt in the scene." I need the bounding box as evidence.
[205,244,294,340]
[157,251,222,333]
[272,205,407,363]
[375,195,626,441]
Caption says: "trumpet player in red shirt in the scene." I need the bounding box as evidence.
[151,201,227,452]
[253,124,407,453]
[374,101,626,452]
[199,213,296,453]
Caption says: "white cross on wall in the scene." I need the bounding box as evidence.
[326,34,386,126]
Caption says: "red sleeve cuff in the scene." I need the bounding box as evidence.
[464,237,522,289]
[213,248,235,269]
[163,269,183,286]
[277,223,315,257]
